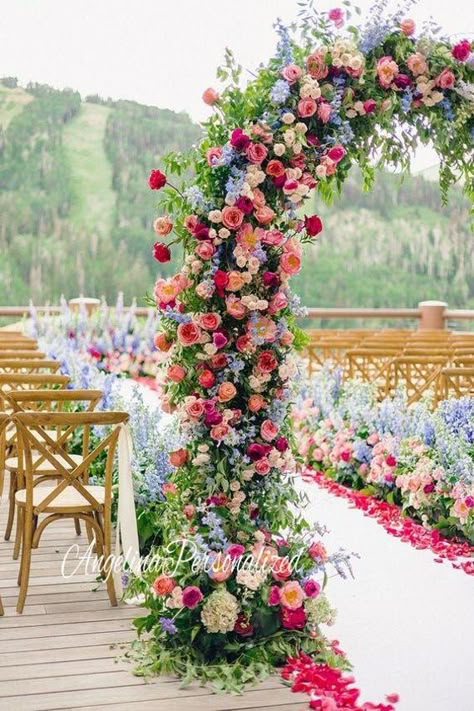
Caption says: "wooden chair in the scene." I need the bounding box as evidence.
[3,389,104,548]
[0,413,9,616]
[438,367,474,400]
[0,359,60,374]
[13,410,129,613]
[391,355,449,405]
[0,372,70,412]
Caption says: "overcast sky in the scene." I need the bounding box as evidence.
[0,0,472,170]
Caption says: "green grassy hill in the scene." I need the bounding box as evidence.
[0,77,471,312]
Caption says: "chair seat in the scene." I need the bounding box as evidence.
[5,453,83,473]
[15,485,105,512]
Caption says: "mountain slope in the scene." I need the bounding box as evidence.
[0,78,471,311]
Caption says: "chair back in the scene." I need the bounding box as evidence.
[0,359,60,374]
[14,411,129,516]
[0,351,46,360]
[0,373,70,411]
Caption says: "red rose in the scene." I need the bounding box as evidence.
[198,369,216,388]
[192,222,210,240]
[452,39,471,62]
[182,586,203,609]
[394,73,412,89]
[257,349,278,372]
[153,242,171,262]
[213,269,229,295]
[266,159,286,178]
[234,613,254,637]
[304,215,323,236]
[280,605,307,630]
[148,169,167,190]
[386,454,397,467]
[262,271,280,288]
[275,436,288,452]
[235,196,254,214]
[230,127,251,151]
[247,443,270,461]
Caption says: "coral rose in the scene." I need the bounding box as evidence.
[255,206,275,225]
[202,87,220,105]
[400,18,415,35]
[266,159,286,178]
[222,205,244,230]
[195,241,215,260]
[154,332,172,351]
[226,271,246,292]
[248,394,266,412]
[177,322,201,346]
[169,448,188,466]
[406,52,427,76]
[218,381,237,402]
[198,369,216,388]
[317,102,332,123]
[199,312,221,330]
[152,574,176,596]
[246,142,268,164]
[306,49,328,79]
[435,68,455,89]
[255,458,271,475]
[167,364,186,382]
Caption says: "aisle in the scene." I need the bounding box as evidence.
[301,481,474,711]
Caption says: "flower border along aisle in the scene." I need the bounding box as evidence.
[130,1,473,692]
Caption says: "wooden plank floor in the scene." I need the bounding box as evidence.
[0,476,307,710]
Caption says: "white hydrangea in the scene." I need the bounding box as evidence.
[201,588,240,633]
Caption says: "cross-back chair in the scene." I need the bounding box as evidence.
[438,367,474,401]
[0,413,10,616]
[391,355,449,405]
[3,388,104,547]
[0,359,60,375]
[13,410,129,613]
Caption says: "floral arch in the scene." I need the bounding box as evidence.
[132,1,473,691]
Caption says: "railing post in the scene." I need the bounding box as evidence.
[68,296,101,316]
[418,301,447,331]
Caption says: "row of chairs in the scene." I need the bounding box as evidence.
[0,330,129,614]
[304,329,474,404]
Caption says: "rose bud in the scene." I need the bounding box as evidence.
[153,242,171,262]
[304,215,323,236]
[148,169,167,190]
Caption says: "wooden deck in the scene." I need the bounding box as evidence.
[0,477,307,711]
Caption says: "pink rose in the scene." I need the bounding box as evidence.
[202,87,219,105]
[255,457,271,475]
[226,543,245,559]
[206,146,222,166]
[280,606,307,629]
[210,423,230,440]
[199,312,221,331]
[297,97,317,118]
[363,98,377,114]
[255,206,275,225]
[328,8,344,27]
[268,585,280,606]
[262,229,285,246]
[306,49,328,80]
[226,295,246,319]
[400,18,415,35]
[182,586,203,608]
[167,364,186,382]
[452,40,471,62]
[261,419,279,442]
[327,145,346,163]
[246,142,268,164]
[177,322,201,346]
[435,68,455,89]
[195,241,215,260]
[222,205,244,230]
[318,102,332,123]
[281,63,303,84]
[186,399,204,419]
[268,292,288,314]
[303,579,321,598]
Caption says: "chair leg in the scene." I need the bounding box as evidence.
[101,525,117,607]
[17,512,33,614]
[4,473,16,541]
[74,518,82,536]
[13,506,23,562]
[0,594,3,616]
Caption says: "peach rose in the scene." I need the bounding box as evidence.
[152,574,176,596]
[246,142,268,164]
[226,295,247,319]
[186,399,205,419]
[177,322,202,346]
[252,188,266,207]
[222,205,244,230]
[210,423,230,440]
[167,364,186,382]
[208,553,232,582]
[169,448,188,466]
[153,216,173,235]
[248,394,266,412]
[261,419,279,442]
[280,252,302,275]
[282,63,303,84]
[279,581,305,609]
[218,381,237,402]
[226,271,246,292]
[306,49,328,79]
[377,56,399,88]
[406,52,427,77]
[255,206,275,225]
[199,312,221,330]
[206,146,223,166]
[297,98,317,118]
[202,87,220,105]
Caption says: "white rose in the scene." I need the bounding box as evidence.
[273,143,286,156]
[282,112,295,124]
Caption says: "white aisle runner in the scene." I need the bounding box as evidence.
[302,482,474,711]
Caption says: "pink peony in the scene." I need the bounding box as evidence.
[280,580,306,610]
[280,251,301,275]
[304,579,321,598]
[377,56,399,88]
[280,605,307,630]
